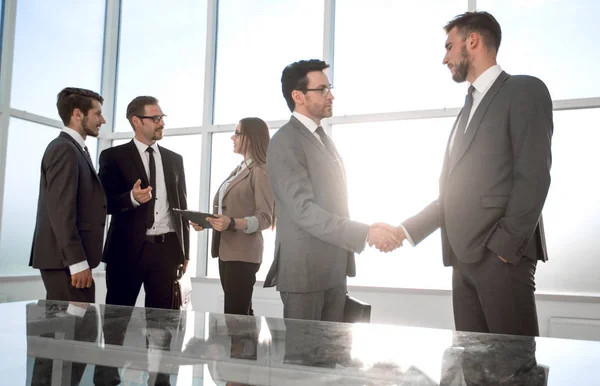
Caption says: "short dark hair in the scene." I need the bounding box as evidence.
[56,87,104,126]
[126,96,159,130]
[444,11,502,53]
[281,59,329,112]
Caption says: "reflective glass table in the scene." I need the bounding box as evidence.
[1,300,599,385]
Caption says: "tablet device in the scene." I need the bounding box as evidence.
[172,208,217,229]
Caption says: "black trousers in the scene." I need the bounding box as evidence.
[40,268,96,303]
[218,259,260,316]
[95,233,181,386]
[452,254,539,336]
[33,269,97,385]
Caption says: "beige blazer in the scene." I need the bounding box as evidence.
[211,162,274,263]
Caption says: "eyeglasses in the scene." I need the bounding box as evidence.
[137,115,167,123]
[304,85,334,97]
[234,130,243,136]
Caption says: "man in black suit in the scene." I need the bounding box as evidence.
[397,12,553,336]
[29,87,106,385]
[30,87,107,302]
[98,95,189,309]
[94,96,189,385]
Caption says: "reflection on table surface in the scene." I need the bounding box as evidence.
[0,300,599,385]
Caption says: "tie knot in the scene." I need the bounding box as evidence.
[315,126,328,142]
[467,85,475,96]
[146,146,154,154]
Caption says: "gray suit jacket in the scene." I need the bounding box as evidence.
[403,72,553,266]
[264,116,369,292]
[30,132,107,270]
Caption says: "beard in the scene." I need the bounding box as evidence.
[452,44,471,83]
[81,116,99,137]
[307,104,333,121]
[153,126,164,140]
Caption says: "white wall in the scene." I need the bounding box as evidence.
[2,273,600,339]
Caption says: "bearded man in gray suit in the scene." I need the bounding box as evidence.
[264,59,401,322]
[397,12,553,336]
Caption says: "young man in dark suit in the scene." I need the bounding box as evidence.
[94,96,189,385]
[30,87,107,303]
[29,87,106,385]
[398,12,553,336]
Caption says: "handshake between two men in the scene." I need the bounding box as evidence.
[367,223,407,253]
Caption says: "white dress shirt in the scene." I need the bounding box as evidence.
[291,111,371,245]
[217,159,259,233]
[292,111,325,145]
[402,65,503,246]
[129,137,175,235]
[448,64,503,153]
[61,127,90,275]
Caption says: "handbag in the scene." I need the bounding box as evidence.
[343,294,371,323]
[171,264,192,310]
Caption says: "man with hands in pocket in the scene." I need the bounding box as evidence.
[394,12,552,337]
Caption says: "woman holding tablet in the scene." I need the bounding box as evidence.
[192,117,274,316]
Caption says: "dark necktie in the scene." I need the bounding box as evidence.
[146,147,156,229]
[451,85,475,159]
[315,126,337,158]
[83,146,92,162]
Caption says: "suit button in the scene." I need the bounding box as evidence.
[102,205,107,209]
[222,206,227,210]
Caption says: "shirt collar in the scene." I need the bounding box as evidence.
[292,111,320,134]
[61,127,86,150]
[237,159,252,173]
[471,64,503,95]
[133,137,160,154]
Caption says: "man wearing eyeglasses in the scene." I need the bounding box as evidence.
[94,96,189,385]
[264,59,402,322]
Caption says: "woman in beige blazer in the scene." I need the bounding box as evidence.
[192,117,274,315]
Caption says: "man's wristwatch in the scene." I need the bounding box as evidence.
[227,217,236,231]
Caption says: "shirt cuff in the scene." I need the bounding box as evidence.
[243,216,259,234]
[399,224,415,247]
[69,260,90,275]
[130,190,140,207]
[66,303,87,317]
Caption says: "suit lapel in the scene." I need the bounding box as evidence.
[127,140,150,186]
[223,163,251,200]
[290,116,347,188]
[159,145,176,206]
[450,71,510,169]
[159,147,184,241]
[290,116,331,160]
[59,132,101,183]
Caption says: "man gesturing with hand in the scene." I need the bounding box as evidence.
[132,178,153,203]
